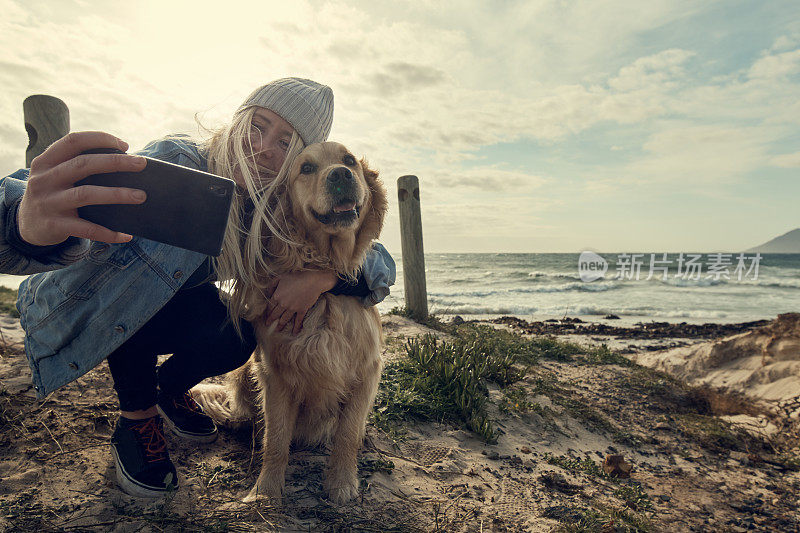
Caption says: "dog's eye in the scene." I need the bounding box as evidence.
[300,162,317,174]
[342,154,356,166]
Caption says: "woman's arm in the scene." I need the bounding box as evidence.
[0,132,148,275]
[265,242,396,334]
[264,270,338,334]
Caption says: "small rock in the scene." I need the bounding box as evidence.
[604,314,621,320]
[487,451,500,460]
[658,494,671,502]
[602,454,633,478]
[654,422,670,431]
[520,446,532,454]
[539,472,583,495]
[451,315,465,325]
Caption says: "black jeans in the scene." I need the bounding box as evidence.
[106,282,256,412]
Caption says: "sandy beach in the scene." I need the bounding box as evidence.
[1,310,799,531]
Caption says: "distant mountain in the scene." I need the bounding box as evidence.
[746,228,800,253]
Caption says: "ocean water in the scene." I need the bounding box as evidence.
[376,253,800,324]
[2,253,797,324]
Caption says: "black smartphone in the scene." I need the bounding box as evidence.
[75,148,235,256]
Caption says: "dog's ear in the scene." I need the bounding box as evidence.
[354,158,387,252]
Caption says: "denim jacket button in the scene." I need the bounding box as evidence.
[68,362,78,370]
[114,325,125,333]
[173,270,183,279]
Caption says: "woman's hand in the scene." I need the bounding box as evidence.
[17,131,148,246]
[265,270,338,335]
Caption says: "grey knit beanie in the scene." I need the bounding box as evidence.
[239,77,334,146]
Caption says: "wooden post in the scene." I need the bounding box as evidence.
[24,95,70,167]
[397,175,428,320]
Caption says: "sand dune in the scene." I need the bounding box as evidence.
[631,313,800,418]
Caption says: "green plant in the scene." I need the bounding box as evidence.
[404,334,502,442]
[554,504,652,533]
[360,457,395,475]
[614,482,653,512]
[581,344,634,366]
[544,453,605,477]
[674,413,753,452]
[372,330,530,443]
[0,286,19,318]
[526,336,585,362]
[498,385,535,414]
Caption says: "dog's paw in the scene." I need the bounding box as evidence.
[242,490,276,504]
[191,384,253,428]
[243,486,283,504]
[190,384,230,418]
[324,473,359,504]
[243,476,284,504]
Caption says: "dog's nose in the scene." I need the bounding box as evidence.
[327,167,353,185]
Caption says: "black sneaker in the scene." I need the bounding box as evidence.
[157,391,218,443]
[111,415,178,498]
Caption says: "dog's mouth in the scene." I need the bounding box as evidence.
[312,200,361,225]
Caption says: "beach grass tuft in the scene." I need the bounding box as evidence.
[674,413,756,453]
[527,336,586,362]
[553,504,652,533]
[544,453,605,477]
[375,315,649,444]
[372,334,505,442]
[0,286,19,318]
[372,327,538,443]
[580,344,636,366]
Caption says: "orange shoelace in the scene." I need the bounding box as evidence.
[132,417,168,463]
[180,392,201,413]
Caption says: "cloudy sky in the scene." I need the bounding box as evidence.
[1,0,798,253]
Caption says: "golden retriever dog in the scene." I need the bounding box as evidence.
[193,141,387,504]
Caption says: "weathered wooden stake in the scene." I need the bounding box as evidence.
[397,175,428,320]
[24,95,70,167]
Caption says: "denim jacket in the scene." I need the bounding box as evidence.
[2,137,395,398]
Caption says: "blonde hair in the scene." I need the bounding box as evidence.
[202,105,306,332]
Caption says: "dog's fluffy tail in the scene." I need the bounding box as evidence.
[191,358,260,428]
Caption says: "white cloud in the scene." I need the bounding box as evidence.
[770,151,800,168]
[426,167,548,192]
[1,0,797,252]
[770,34,800,53]
[748,49,800,79]
[624,124,770,184]
[609,49,696,91]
